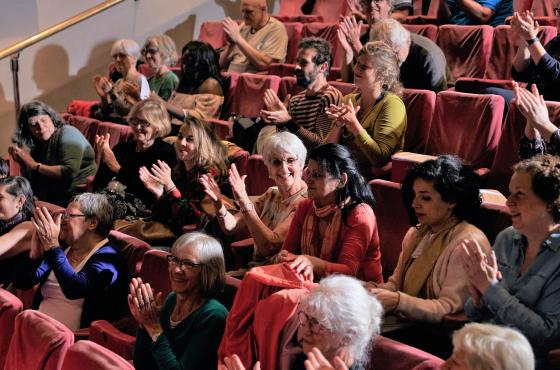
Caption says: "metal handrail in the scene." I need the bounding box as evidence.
[0,0,130,112]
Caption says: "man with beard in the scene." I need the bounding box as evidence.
[258,38,342,151]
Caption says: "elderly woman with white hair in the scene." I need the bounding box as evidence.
[131,232,229,370]
[442,323,535,370]
[92,39,150,123]
[201,131,307,270]
[142,34,179,101]
[221,274,383,370]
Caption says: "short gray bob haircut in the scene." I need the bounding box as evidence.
[172,232,226,299]
[111,39,141,59]
[299,275,383,365]
[262,131,307,167]
[369,19,411,52]
[452,323,535,370]
[70,193,114,237]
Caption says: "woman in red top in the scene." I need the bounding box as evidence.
[278,143,382,283]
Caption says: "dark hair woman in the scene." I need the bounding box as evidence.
[277,143,382,283]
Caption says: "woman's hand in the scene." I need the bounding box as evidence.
[200,174,224,210]
[510,11,539,42]
[94,133,113,163]
[462,239,500,295]
[128,277,164,336]
[8,145,37,170]
[325,103,361,134]
[150,160,175,192]
[93,75,113,99]
[139,166,164,198]
[305,347,349,370]
[121,80,141,102]
[228,163,250,205]
[289,254,322,281]
[338,16,363,58]
[514,84,556,140]
[219,354,261,370]
[369,288,400,312]
[276,249,297,263]
[31,207,61,252]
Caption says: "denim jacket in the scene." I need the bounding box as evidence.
[465,227,560,358]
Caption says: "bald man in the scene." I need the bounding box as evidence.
[220,0,288,73]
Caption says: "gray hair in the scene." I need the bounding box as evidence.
[70,193,114,237]
[262,131,307,167]
[143,35,178,67]
[111,39,141,59]
[299,275,383,364]
[452,323,535,370]
[369,19,411,52]
[172,232,226,299]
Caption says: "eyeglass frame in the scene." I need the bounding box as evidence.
[61,212,88,221]
[298,310,328,335]
[166,255,203,270]
[128,117,151,128]
[142,47,159,56]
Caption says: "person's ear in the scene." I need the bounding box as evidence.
[16,195,25,211]
[338,173,349,189]
[88,217,99,231]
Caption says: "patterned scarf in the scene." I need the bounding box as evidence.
[300,199,349,261]
[0,212,26,235]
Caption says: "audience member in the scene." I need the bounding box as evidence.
[0,177,35,284]
[368,156,490,323]
[92,98,176,219]
[120,110,229,245]
[326,41,406,179]
[132,232,228,370]
[339,6,449,90]
[0,158,9,178]
[278,144,382,283]
[10,101,97,206]
[220,0,288,73]
[516,84,560,159]
[201,132,307,272]
[369,19,449,91]
[463,155,560,367]
[259,37,342,151]
[164,41,227,125]
[221,275,383,370]
[436,0,513,26]
[347,0,413,23]
[510,9,560,102]
[13,193,127,330]
[142,35,179,101]
[92,39,150,123]
[442,323,535,370]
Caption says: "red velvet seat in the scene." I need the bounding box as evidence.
[329,80,358,96]
[231,149,250,176]
[283,22,304,65]
[108,230,150,277]
[223,73,281,118]
[308,0,349,23]
[403,24,438,42]
[371,336,445,370]
[278,76,303,102]
[198,21,228,50]
[273,15,324,23]
[487,101,560,195]
[369,180,408,281]
[0,289,23,369]
[486,25,557,80]
[402,88,436,154]
[139,249,173,298]
[246,154,276,196]
[437,25,494,79]
[301,23,339,67]
[426,91,504,169]
[277,0,307,17]
[4,310,74,370]
[61,340,133,370]
[530,0,554,16]
[66,100,98,118]
[62,114,133,152]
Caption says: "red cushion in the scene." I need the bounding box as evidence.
[403,24,438,42]
[246,155,275,196]
[140,250,172,298]
[0,289,23,369]
[226,74,281,118]
[402,88,436,154]
[372,336,444,370]
[89,320,136,361]
[198,21,228,50]
[62,340,134,370]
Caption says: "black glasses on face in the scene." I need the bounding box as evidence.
[61,212,87,221]
[166,255,203,270]
[128,117,151,128]
[142,47,159,55]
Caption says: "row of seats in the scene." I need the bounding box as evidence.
[198,20,558,80]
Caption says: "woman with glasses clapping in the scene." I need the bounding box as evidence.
[130,232,228,370]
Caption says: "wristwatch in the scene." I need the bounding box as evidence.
[527,37,539,46]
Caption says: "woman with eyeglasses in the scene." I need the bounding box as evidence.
[277,143,382,283]
[92,39,151,124]
[10,101,97,206]
[142,35,180,102]
[131,232,228,370]
[12,193,127,330]
[92,98,176,219]
[326,41,406,180]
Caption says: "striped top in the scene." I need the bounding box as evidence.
[285,84,342,149]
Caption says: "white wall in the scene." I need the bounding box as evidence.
[0,0,258,155]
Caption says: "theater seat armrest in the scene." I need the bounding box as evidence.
[548,348,560,365]
[208,118,232,140]
[231,238,255,249]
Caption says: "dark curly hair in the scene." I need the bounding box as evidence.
[0,176,35,220]
[401,155,482,226]
[297,37,332,77]
[13,101,65,150]
[178,41,225,95]
[514,154,560,222]
[308,144,375,223]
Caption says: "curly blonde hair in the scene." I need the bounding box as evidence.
[358,41,403,96]
[128,98,172,138]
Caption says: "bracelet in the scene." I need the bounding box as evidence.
[166,186,177,194]
[527,37,539,46]
[394,291,401,312]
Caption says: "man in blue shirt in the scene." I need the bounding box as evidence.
[439,0,513,26]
